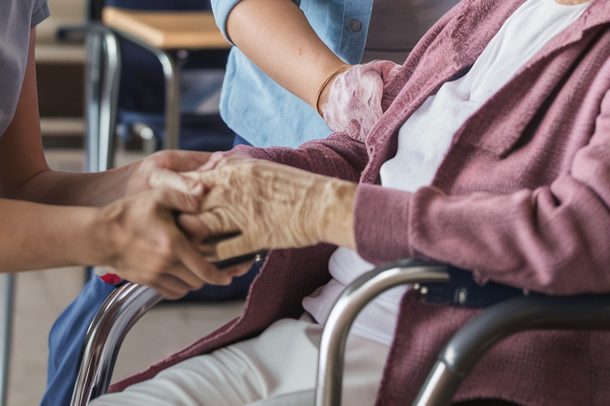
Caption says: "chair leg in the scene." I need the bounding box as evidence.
[158,50,182,150]
[83,28,121,285]
[84,30,103,174]
[84,27,120,174]
[0,274,15,406]
[98,31,121,172]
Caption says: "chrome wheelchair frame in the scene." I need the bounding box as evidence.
[70,259,610,406]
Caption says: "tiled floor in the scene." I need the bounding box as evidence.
[7,148,244,406]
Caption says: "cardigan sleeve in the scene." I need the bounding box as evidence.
[354,87,610,297]
[226,132,369,183]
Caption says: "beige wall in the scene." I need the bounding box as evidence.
[36,0,85,45]
[35,0,86,136]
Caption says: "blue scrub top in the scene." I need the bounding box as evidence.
[211,0,374,148]
[0,0,50,138]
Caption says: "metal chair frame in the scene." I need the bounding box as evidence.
[70,283,161,406]
[0,274,14,406]
[69,258,610,406]
[84,23,184,174]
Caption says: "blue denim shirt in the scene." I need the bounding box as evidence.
[211,0,374,148]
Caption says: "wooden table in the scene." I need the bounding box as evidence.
[102,7,230,50]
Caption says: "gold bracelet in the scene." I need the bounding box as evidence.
[315,65,351,116]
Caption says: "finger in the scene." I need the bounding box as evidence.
[173,235,233,286]
[149,274,197,300]
[185,170,216,189]
[149,150,213,173]
[162,263,206,291]
[149,169,203,195]
[180,171,220,190]
[195,250,253,281]
[197,151,226,171]
[197,211,239,236]
[177,214,213,242]
[216,234,258,260]
[193,243,217,256]
[163,151,213,172]
[221,260,255,280]
[153,188,203,214]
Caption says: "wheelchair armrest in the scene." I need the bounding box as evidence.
[413,293,610,406]
[70,283,162,406]
[73,259,610,406]
[70,258,449,406]
[316,260,610,406]
[316,259,450,406]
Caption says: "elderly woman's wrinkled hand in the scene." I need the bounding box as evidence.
[320,60,401,142]
[150,159,358,260]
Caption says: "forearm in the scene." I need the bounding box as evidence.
[226,0,348,109]
[10,162,140,207]
[0,198,102,272]
[10,150,214,207]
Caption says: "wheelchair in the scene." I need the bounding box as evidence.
[68,258,610,406]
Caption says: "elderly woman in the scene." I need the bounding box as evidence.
[90,0,610,405]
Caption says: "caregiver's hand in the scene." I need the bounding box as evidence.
[93,187,234,299]
[151,159,358,260]
[319,60,401,142]
[125,150,214,196]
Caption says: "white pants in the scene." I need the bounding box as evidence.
[89,318,390,406]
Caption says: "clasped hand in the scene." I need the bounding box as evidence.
[97,150,251,299]
[151,157,358,262]
[320,60,401,142]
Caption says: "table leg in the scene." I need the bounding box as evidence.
[159,50,184,150]
[84,31,102,174]
[98,31,121,171]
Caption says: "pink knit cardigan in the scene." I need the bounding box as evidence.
[112,0,610,404]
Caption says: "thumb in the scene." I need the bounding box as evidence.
[150,169,203,195]
[180,170,217,189]
[154,188,203,214]
[177,213,212,241]
[197,151,226,171]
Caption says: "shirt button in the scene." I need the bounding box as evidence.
[350,19,362,32]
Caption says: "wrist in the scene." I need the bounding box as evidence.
[88,201,126,267]
[123,159,149,197]
[315,64,352,115]
[318,179,357,249]
[55,205,113,267]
